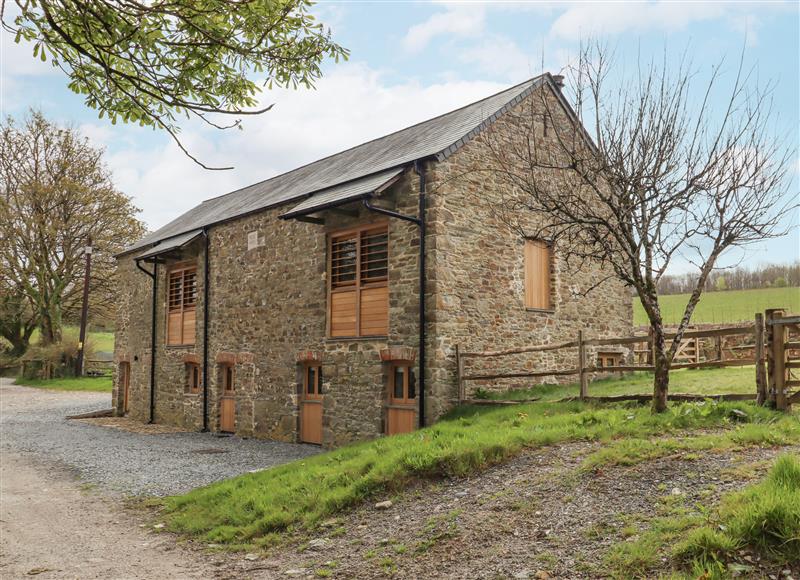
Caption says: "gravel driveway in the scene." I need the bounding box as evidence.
[0,377,319,496]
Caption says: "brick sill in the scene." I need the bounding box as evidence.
[324,336,389,343]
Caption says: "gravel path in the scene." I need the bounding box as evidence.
[0,377,319,496]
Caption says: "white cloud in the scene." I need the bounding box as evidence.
[402,6,486,53]
[459,35,535,82]
[548,1,780,41]
[102,63,508,231]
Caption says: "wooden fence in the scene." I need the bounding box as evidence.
[765,309,800,411]
[455,310,797,407]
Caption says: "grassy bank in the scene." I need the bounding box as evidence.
[15,376,113,392]
[162,400,799,547]
[476,366,755,401]
[605,453,800,577]
[633,286,800,325]
[29,326,115,352]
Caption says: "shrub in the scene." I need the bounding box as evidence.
[21,337,95,379]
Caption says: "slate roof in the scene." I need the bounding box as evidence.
[122,74,549,257]
[135,228,203,260]
[281,168,404,219]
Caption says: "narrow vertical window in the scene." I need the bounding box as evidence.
[524,240,552,310]
[186,363,201,393]
[167,266,197,345]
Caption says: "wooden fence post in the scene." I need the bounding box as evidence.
[578,330,588,400]
[755,313,767,406]
[455,344,464,403]
[773,310,788,411]
[715,336,723,363]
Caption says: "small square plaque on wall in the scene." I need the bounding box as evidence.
[247,231,259,250]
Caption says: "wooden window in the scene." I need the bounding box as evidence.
[167,266,197,346]
[221,364,235,393]
[329,224,389,337]
[597,352,621,369]
[304,365,323,398]
[389,363,416,404]
[524,239,552,310]
[186,363,201,393]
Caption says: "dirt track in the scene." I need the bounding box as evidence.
[0,452,212,579]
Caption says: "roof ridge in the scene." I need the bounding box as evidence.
[201,75,543,205]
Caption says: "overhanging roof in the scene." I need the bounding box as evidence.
[280,168,404,219]
[135,229,203,260]
[121,74,557,257]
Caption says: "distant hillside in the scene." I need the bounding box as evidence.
[633,286,800,325]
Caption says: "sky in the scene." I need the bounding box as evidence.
[1,0,798,273]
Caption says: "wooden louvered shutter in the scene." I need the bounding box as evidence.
[330,234,358,337]
[524,240,552,310]
[328,225,389,337]
[359,227,388,336]
[167,266,197,345]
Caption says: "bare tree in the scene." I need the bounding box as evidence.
[484,43,795,411]
[0,110,146,347]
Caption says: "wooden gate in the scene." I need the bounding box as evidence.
[300,365,323,444]
[765,310,800,410]
[386,363,416,435]
[219,364,236,433]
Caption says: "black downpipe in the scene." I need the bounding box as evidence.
[362,160,427,428]
[202,229,210,432]
[136,259,157,424]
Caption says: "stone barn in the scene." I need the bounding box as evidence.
[113,74,632,447]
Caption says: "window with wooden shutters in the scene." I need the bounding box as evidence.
[167,266,197,345]
[329,224,389,337]
[524,240,552,310]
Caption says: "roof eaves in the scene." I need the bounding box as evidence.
[435,79,541,162]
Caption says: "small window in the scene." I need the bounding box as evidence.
[303,365,323,398]
[186,363,201,393]
[597,352,621,369]
[389,363,416,404]
[167,266,197,345]
[221,364,234,393]
[524,240,552,310]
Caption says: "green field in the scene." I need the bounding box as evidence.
[633,286,800,325]
[29,326,115,352]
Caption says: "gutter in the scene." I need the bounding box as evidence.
[135,259,158,423]
[362,160,427,428]
[202,228,210,432]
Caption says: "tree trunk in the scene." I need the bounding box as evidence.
[39,311,62,345]
[651,323,671,412]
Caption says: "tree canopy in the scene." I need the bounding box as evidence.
[0,110,146,351]
[2,0,348,168]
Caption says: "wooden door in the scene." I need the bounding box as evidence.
[219,365,236,433]
[300,365,323,444]
[120,362,130,414]
[386,364,416,436]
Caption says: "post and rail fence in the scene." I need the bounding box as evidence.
[455,308,798,409]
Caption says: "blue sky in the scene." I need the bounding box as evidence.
[1,1,798,272]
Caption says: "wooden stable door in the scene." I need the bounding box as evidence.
[300,365,323,444]
[219,365,236,433]
[120,362,130,414]
[386,364,416,436]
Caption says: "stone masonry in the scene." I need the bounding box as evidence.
[113,82,632,447]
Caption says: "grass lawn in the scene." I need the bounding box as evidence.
[477,366,757,401]
[162,398,799,547]
[15,375,113,392]
[29,325,115,352]
[633,286,800,325]
[606,453,800,577]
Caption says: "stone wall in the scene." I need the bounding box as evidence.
[114,170,422,447]
[425,85,633,407]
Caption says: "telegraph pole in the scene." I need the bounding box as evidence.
[75,237,93,376]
